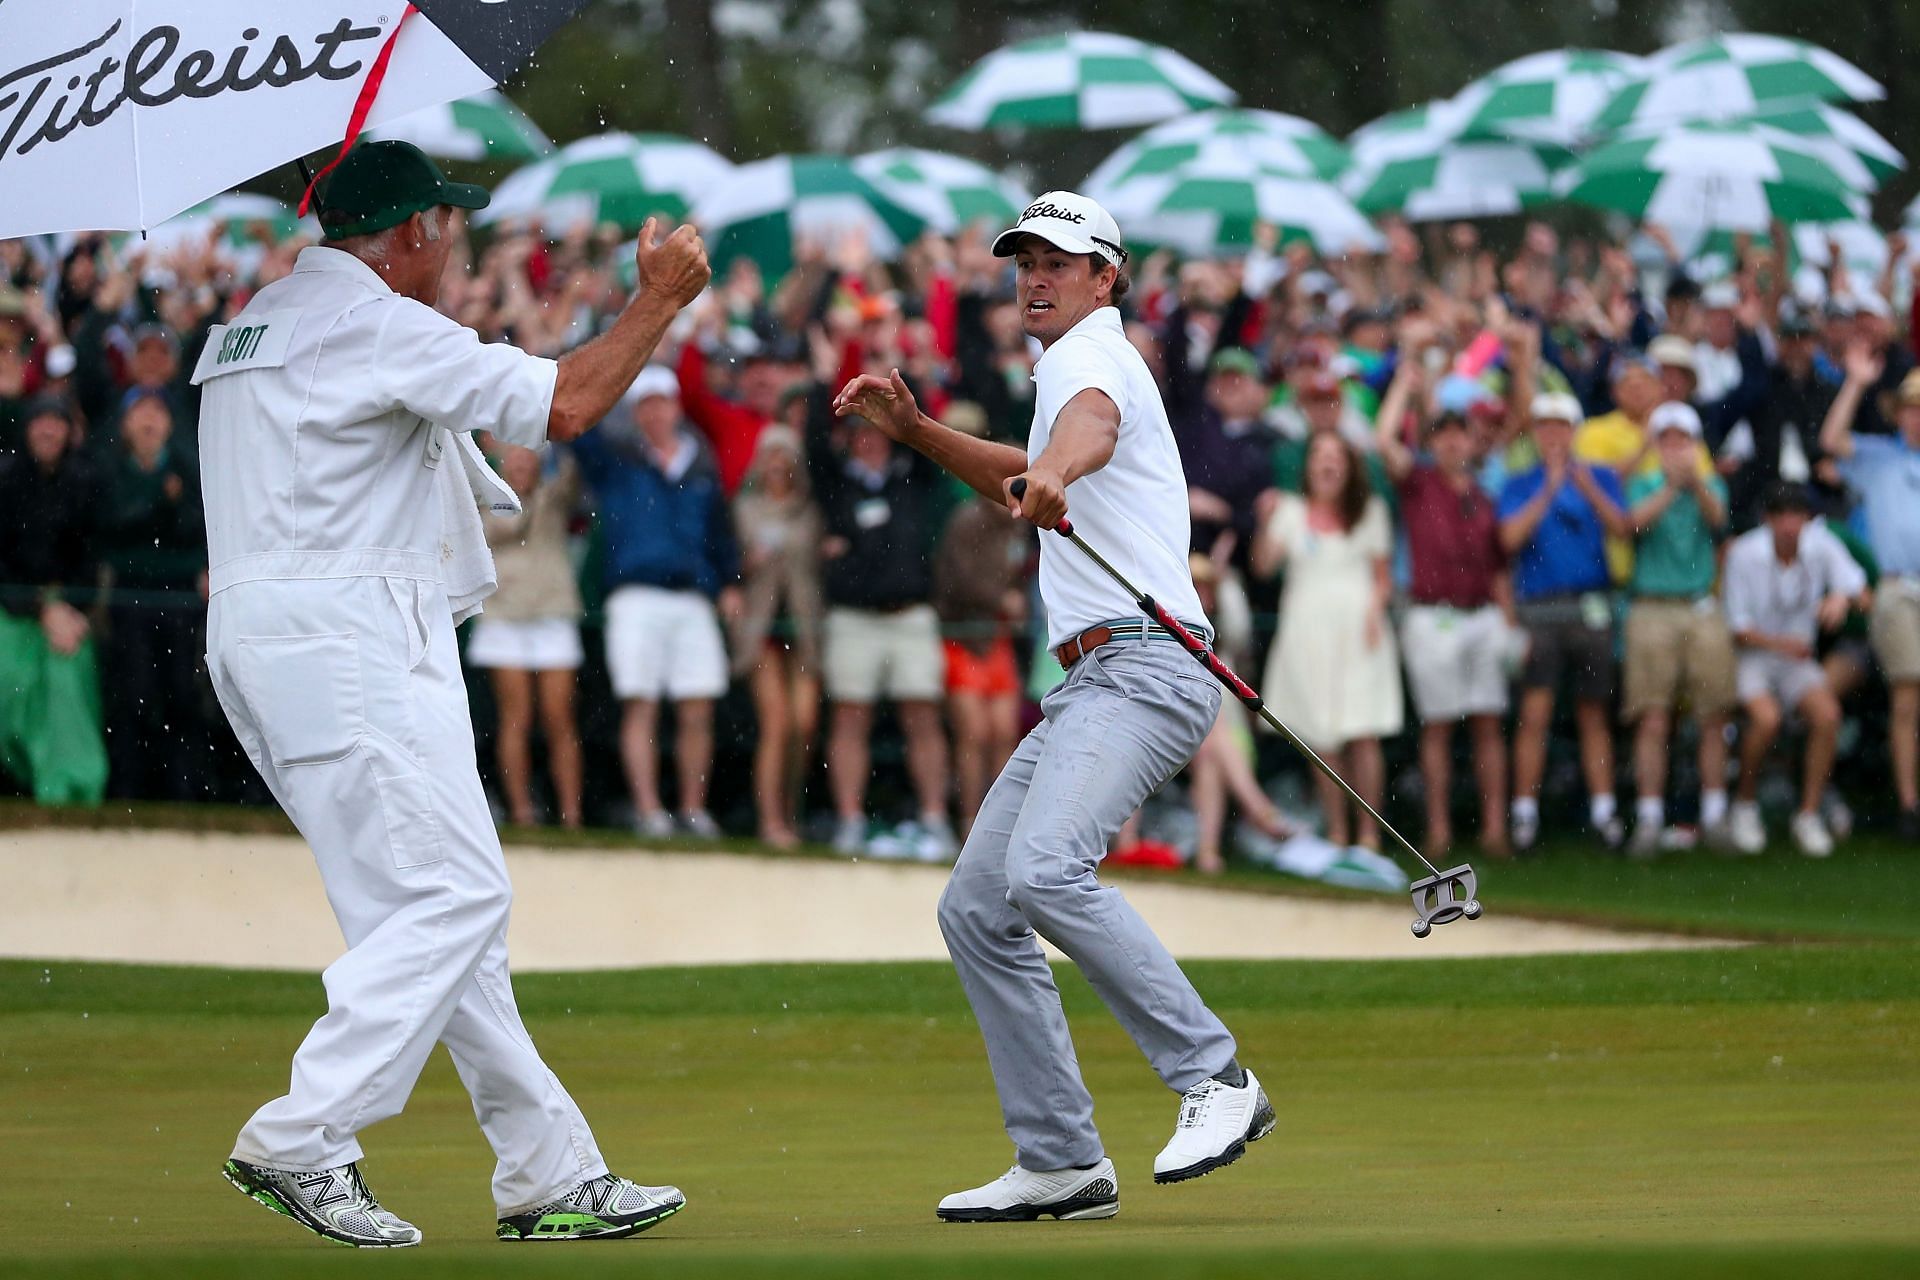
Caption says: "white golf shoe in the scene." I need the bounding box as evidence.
[936,1158,1120,1222]
[1153,1069,1276,1184]
[222,1157,421,1248]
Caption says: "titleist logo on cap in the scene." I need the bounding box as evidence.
[1022,200,1085,224]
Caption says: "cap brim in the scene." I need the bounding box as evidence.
[442,181,491,212]
[992,223,1100,259]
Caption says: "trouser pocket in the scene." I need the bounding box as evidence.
[372,765,444,869]
[233,633,363,767]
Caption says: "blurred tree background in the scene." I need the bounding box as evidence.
[503,0,1913,221]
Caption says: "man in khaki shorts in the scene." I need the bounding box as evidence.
[1821,355,1920,839]
[1621,403,1736,855]
[1722,483,1869,856]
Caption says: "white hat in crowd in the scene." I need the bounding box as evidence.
[1530,391,1584,427]
[992,190,1129,268]
[1647,333,1698,373]
[1700,280,1740,311]
[623,364,679,404]
[1649,400,1703,439]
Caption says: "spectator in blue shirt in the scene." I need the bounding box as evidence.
[1498,392,1631,851]
[574,366,742,840]
[1821,349,1920,838]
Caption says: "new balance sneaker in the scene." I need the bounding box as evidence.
[1790,809,1834,859]
[496,1173,685,1242]
[936,1158,1119,1223]
[221,1157,421,1248]
[1153,1069,1276,1184]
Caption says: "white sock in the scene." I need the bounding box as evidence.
[1701,789,1729,828]
[1512,797,1539,825]
[1636,796,1665,828]
[1591,793,1618,827]
[921,811,951,833]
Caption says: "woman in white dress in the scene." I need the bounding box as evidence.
[1253,431,1404,852]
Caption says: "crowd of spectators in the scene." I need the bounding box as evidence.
[4,206,1919,867]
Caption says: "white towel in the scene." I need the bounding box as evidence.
[436,429,525,625]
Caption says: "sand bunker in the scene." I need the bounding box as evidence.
[0,829,1730,970]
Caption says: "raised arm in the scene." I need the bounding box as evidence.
[1373,359,1420,483]
[833,367,1029,502]
[547,220,711,442]
[1819,342,1883,462]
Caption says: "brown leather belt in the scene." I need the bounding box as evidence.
[1052,625,1117,669]
[1053,619,1211,669]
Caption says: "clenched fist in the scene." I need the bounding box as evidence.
[633,217,711,308]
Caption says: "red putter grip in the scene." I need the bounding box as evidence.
[1008,478,1073,536]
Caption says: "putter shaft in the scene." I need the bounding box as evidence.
[1011,479,1444,881]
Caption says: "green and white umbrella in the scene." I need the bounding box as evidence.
[926,31,1235,131]
[1085,109,1350,190]
[1593,35,1883,133]
[851,149,1030,234]
[1340,112,1569,221]
[1557,121,1859,232]
[479,132,733,234]
[1734,102,1904,190]
[1791,220,1890,281]
[135,194,314,259]
[1347,103,1459,170]
[1449,49,1648,147]
[1088,147,1380,257]
[690,154,928,280]
[1344,138,1566,220]
[364,90,550,163]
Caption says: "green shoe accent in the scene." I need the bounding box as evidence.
[496,1197,682,1242]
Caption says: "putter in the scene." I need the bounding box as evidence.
[1010,479,1481,937]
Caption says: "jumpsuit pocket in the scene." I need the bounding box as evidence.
[372,767,444,868]
[233,633,363,767]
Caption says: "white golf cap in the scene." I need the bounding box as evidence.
[1530,391,1584,426]
[623,364,679,404]
[992,191,1129,268]
[1700,279,1740,310]
[1649,400,1703,438]
[1647,333,1698,372]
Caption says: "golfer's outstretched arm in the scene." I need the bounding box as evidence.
[835,368,1028,499]
[549,220,711,442]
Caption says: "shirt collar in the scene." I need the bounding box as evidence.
[1033,306,1124,377]
[291,245,394,295]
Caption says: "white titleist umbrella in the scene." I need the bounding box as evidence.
[0,0,585,239]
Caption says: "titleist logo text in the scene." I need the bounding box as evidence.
[1022,200,1085,224]
[0,19,383,164]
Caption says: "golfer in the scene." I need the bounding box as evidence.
[193,141,710,1247]
[835,192,1271,1223]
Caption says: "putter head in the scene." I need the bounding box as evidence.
[1409,863,1481,938]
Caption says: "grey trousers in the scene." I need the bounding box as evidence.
[937,634,1237,1170]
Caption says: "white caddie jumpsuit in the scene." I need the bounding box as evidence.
[193,245,606,1215]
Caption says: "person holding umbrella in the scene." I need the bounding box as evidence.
[835,192,1270,1224]
[193,141,710,1248]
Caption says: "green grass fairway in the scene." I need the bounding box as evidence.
[4,947,1918,1279]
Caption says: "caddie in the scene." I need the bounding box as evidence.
[835,192,1271,1224]
[193,140,710,1248]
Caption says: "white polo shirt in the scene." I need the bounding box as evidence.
[1028,306,1207,646]
[193,246,556,595]
[1722,522,1867,642]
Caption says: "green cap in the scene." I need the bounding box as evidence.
[317,140,490,241]
[1208,347,1262,380]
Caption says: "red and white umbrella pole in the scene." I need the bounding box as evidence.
[1011,479,1482,938]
